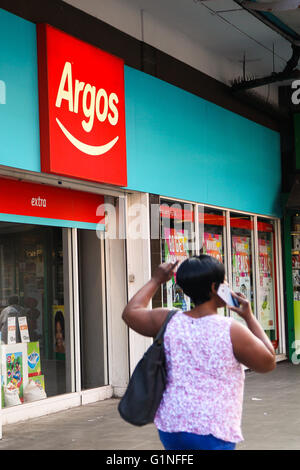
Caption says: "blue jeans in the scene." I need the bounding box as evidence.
[158,430,236,450]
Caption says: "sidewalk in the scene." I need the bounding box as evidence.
[0,361,299,450]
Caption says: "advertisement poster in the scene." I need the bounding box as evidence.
[258,239,275,331]
[18,317,30,343]
[27,341,41,377]
[52,306,65,357]
[203,233,225,315]
[202,233,223,263]
[164,228,190,311]
[1,343,28,403]
[7,316,16,344]
[232,236,251,323]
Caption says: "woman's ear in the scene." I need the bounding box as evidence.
[211,282,218,295]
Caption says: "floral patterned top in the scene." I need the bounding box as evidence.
[154,311,245,443]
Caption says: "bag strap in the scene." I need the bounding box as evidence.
[154,308,179,344]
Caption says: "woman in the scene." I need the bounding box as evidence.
[122,255,276,450]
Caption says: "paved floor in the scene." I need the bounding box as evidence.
[0,361,299,450]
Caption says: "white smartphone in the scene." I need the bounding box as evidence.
[217,283,240,308]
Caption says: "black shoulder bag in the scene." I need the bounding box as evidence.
[118,309,178,426]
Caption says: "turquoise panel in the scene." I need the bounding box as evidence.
[0,8,40,172]
[124,66,282,217]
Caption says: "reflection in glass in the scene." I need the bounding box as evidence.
[78,229,108,390]
[257,218,278,350]
[0,223,69,407]
[230,215,254,323]
[200,208,226,315]
[160,200,195,311]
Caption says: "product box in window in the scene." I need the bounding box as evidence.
[29,374,45,391]
[27,342,41,377]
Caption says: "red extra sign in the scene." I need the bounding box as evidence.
[37,24,127,186]
[0,178,105,225]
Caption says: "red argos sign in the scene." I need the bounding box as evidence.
[37,24,127,186]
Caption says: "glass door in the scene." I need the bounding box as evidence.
[78,229,108,390]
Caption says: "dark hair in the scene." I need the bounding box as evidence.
[176,255,225,305]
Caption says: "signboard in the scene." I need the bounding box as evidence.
[0,177,105,226]
[37,24,127,186]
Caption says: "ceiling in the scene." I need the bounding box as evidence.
[120,0,297,75]
[66,0,300,89]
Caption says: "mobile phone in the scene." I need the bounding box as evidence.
[217,283,240,308]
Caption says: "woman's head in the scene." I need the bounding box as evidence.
[176,255,225,306]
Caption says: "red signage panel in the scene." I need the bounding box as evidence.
[37,24,127,186]
[0,178,105,225]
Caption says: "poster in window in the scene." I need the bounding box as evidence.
[164,228,190,311]
[232,236,251,324]
[202,233,223,262]
[1,343,28,404]
[203,233,225,315]
[258,239,275,331]
[52,306,65,357]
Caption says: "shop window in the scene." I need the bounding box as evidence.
[78,229,108,390]
[0,223,70,407]
[160,200,195,311]
[199,208,225,264]
[199,208,226,315]
[230,214,255,324]
[257,218,279,351]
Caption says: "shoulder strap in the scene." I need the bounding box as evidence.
[154,308,179,344]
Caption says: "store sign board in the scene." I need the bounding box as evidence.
[0,178,105,225]
[37,24,127,186]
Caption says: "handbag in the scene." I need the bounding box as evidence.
[118,309,178,426]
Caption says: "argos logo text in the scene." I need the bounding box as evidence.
[56,62,119,133]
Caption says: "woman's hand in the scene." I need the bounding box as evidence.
[152,261,179,285]
[122,260,179,337]
[229,292,253,321]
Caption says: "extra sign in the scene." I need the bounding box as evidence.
[37,24,127,186]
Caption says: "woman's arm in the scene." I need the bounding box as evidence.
[122,261,178,337]
[230,292,276,373]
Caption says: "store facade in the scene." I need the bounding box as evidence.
[124,65,285,360]
[0,5,286,426]
[0,8,129,425]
